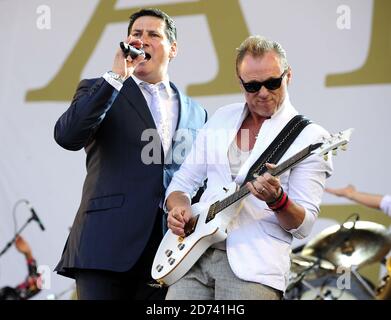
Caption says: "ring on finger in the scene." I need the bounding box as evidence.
[251,181,260,193]
[252,181,265,195]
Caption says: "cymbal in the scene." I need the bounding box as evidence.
[301,221,391,269]
[290,253,335,280]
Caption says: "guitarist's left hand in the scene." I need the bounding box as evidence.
[247,163,282,203]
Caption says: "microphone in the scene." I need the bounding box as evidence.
[26,202,45,231]
[120,42,145,59]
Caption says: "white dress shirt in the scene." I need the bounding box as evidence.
[165,95,333,291]
[133,76,178,156]
[102,72,179,156]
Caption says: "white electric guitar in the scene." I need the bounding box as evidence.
[151,128,354,286]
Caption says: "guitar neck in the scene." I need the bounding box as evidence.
[209,144,320,216]
[268,143,320,176]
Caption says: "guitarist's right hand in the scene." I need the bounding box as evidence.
[167,206,192,237]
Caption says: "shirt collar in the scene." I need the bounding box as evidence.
[131,75,174,98]
[270,93,291,119]
[242,92,295,122]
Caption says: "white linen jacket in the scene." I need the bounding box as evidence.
[165,96,333,291]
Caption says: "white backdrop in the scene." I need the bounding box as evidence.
[0,0,389,299]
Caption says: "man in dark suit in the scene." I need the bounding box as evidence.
[54,8,207,300]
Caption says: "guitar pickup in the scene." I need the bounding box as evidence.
[184,214,200,237]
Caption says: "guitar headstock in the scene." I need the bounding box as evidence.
[312,128,354,160]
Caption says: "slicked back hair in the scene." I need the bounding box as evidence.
[127,8,177,44]
[236,35,289,75]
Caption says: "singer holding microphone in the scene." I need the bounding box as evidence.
[54,8,207,300]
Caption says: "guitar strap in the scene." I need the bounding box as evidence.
[241,115,311,186]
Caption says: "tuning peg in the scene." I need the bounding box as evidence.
[324,154,329,161]
[332,149,338,156]
[341,143,347,151]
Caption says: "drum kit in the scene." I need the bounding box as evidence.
[285,214,391,300]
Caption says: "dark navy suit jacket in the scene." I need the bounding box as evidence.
[54,76,207,277]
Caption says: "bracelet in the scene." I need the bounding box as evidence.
[266,187,284,206]
[274,196,291,212]
[268,193,289,211]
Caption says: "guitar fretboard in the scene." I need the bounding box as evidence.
[209,144,320,216]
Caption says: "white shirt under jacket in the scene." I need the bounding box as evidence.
[165,95,333,291]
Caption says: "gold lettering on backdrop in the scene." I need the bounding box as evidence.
[326,0,391,86]
[26,0,249,101]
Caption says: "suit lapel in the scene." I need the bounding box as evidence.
[169,82,182,131]
[163,82,184,161]
[214,104,248,185]
[120,77,157,130]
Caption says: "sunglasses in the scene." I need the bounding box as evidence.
[239,70,288,93]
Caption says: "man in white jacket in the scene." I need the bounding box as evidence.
[164,35,333,299]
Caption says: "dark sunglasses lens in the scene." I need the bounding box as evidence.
[264,78,283,90]
[244,82,262,93]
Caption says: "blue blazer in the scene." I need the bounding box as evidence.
[54,76,207,276]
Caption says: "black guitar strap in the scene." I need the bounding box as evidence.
[241,115,311,186]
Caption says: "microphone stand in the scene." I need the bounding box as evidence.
[0,214,35,258]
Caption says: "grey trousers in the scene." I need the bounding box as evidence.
[166,248,282,300]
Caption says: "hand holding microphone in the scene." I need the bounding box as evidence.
[112,36,146,80]
[120,42,145,59]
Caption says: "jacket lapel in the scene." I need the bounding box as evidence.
[169,82,183,131]
[165,82,197,163]
[120,77,157,130]
[219,104,249,185]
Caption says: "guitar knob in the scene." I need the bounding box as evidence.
[165,249,173,257]
[168,258,176,265]
[156,265,163,272]
[177,243,185,250]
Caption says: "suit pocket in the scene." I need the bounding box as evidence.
[85,194,125,213]
[260,220,292,244]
